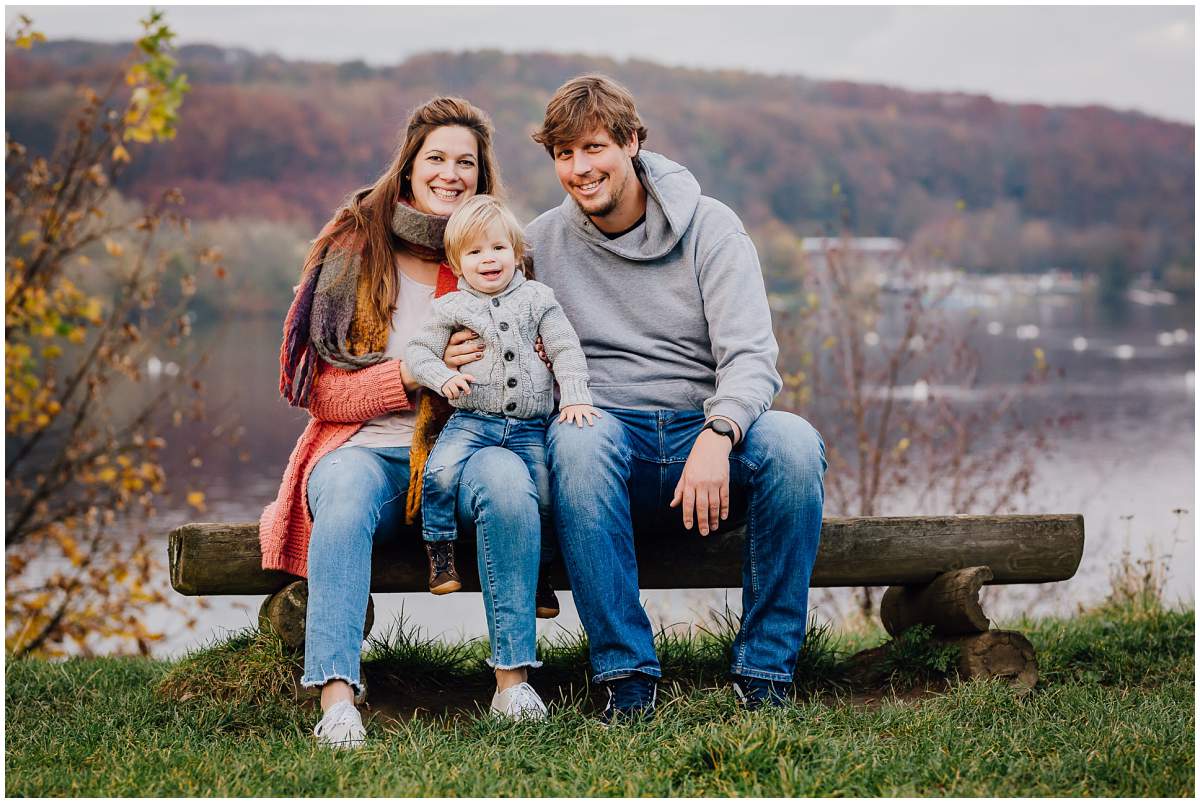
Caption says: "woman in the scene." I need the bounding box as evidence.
[260,97,549,749]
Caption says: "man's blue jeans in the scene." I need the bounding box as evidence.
[301,444,543,694]
[547,409,826,683]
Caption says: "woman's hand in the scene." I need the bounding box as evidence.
[557,404,601,427]
[441,373,475,400]
[443,328,484,370]
[398,360,420,393]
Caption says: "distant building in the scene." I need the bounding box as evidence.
[800,237,906,258]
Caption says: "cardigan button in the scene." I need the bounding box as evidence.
[505,402,516,412]
[491,298,500,308]
[499,322,509,332]
[504,351,514,361]
[507,377,517,388]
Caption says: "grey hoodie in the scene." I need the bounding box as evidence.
[524,150,781,437]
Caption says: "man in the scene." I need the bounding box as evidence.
[525,75,826,721]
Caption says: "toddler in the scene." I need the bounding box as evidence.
[405,194,598,600]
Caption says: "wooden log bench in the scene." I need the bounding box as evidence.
[168,514,1084,691]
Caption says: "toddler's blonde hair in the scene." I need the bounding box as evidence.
[443,195,526,274]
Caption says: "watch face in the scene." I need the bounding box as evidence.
[708,419,733,435]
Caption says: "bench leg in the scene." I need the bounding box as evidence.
[857,566,1039,692]
[258,579,375,652]
[880,565,993,637]
[945,630,1038,690]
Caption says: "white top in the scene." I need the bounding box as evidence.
[341,270,435,449]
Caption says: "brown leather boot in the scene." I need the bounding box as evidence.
[535,574,560,619]
[425,541,461,595]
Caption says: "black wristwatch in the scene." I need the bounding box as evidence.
[701,417,737,446]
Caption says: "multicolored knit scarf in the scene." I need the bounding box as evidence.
[280,198,449,406]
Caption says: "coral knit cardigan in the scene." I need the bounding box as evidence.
[259,263,458,578]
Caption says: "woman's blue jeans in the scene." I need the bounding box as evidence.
[300,444,542,694]
[547,409,827,684]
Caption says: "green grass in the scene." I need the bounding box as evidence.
[6,599,1194,796]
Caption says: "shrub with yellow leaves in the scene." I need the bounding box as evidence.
[6,12,222,657]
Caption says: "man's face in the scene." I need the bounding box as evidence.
[552,128,640,221]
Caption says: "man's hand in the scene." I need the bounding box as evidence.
[669,428,733,536]
[557,404,601,427]
[440,373,475,400]
[443,328,484,370]
[533,336,553,371]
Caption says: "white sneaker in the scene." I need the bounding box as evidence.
[313,700,366,749]
[489,682,548,720]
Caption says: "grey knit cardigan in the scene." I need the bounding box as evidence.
[405,271,592,418]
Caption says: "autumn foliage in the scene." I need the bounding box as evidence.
[7,46,1193,293]
[5,12,216,657]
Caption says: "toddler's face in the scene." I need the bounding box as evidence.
[457,219,517,295]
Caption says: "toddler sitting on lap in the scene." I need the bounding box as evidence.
[405,194,598,597]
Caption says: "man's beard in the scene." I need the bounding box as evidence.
[576,174,623,220]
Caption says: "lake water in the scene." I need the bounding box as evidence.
[42,276,1198,656]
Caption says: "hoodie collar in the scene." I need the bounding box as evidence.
[561,150,701,262]
[456,268,527,301]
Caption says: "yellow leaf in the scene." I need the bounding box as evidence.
[186,491,206,511]
[112,144,132,164]
[18,231,37,245]
[97,467,117,483]
[104,238,124,257]
[83,298,104,323]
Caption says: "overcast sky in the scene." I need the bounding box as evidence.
[6,4,1195,123]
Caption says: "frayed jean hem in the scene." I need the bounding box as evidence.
[485,658,543,670]
[422,528,458,543]
[592,666,662,684]
[300,671,363,696]
[729,665,793,683]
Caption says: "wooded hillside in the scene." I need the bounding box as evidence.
[7,42,1193,282]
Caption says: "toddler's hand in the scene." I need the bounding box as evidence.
[557,404,601,428]
[441,374,475,400]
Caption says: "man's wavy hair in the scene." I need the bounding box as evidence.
[531,74,648,156]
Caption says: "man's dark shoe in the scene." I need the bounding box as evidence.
[535,575,560,619]
[732,676,792,710]
[598,674,657,725]
[424,541,461,595]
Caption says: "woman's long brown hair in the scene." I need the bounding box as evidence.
[303,96,503,324]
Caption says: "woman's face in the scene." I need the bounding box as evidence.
[408,125,480,217]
